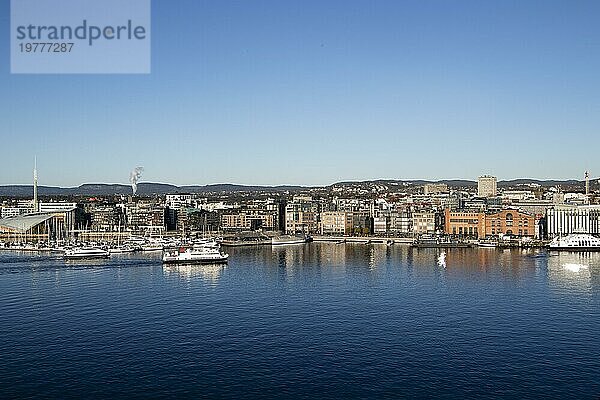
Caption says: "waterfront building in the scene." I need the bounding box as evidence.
[285,197,318,234]
[320,211,353,235]
[546,205,600,237]
[0,210,76,241]
[413,211,437,235]
[221,212,276,231]
[484,209,535,237]
[389,209,412,234]
[351,211,373,235]
[373,216,388,234]
[444,210,485,238]
[478,176,498,197]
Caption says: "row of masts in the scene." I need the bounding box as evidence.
[33,156,39,213]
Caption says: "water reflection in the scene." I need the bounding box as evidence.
[5,244,599,294]
[162,263,226,285]
[546,252,599,294]
[227,244,547,285]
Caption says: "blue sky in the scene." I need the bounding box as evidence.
[1,0,599,186]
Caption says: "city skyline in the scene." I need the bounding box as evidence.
[2,0,600,186]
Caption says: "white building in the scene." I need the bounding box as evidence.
[390,210,412,233]
[1,207,27,218]
[165,194,194,210]
[39,202,77,213]
[373,217,388,234]
[413,211,436,235]
[320,212,353,235]
[478,176,497,198]
[423,183,449,195]
[546,205,600,237]
[502,190,535,202]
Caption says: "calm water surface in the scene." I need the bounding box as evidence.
[0,243,599,399]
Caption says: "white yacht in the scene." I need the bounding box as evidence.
[141,242,164,252]
[64,248,110,260]
[108,245,137,254]
[548,234,600,251]
[193,238,220,248]
[271,235,308,246]
[162,246,229,264]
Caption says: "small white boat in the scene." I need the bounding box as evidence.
[477,241,497,248]
[64,248,110,260]
[162,246,229,264]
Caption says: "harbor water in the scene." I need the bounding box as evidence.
[0,243,599,399]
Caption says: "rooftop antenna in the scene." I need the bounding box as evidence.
[33,156,39,213]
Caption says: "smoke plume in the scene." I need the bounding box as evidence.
[130,167,144,195]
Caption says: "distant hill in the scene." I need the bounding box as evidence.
[330,178,588,189]
[0,182,306,197]
[180,184,305,193]
[0,178,589,197]
[497,179,582,187]
[330,179,478,187]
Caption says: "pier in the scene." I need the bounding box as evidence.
[311,235,413,244]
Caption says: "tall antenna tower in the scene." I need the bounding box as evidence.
[585,171,590,196]
[33,156,38,213]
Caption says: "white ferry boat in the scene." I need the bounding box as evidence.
[64,248,110,260]
[162,246,229,264]
[548,234,600,251]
